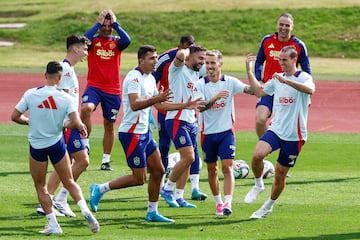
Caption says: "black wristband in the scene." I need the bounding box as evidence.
[175,56,184,62]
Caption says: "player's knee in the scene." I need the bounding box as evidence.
[252,153,265,163]
[184,156,195,166]
[81,103,94,115]
[255,115,267,125]
[77,159,89,171]
[222,165,232,175]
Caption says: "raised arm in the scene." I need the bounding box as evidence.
[173,48,190,67]
[108,9,131,50]
[84,10,107,40]
[246,54,267,97]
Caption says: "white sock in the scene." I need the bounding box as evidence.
[174,189,184,200]
[213,194,222,204]
[99,182,111,193]
[46,212,59,227]
[54,187,69,202]
[255,177,264,188]
[77,199,90,216]
[263,198,275,209]
[102,154,111,164]
[190,174,200,190]
[224,195,232,205]
[147,201,158,213]
[164,180,175,191]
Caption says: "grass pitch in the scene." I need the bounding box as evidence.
[0,124,359,239]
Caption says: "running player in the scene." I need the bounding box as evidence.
[244,46,315,218]
[88,45,202,222]
[11,61,99,235]
[36,34,90,218]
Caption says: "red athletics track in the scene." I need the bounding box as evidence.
[0,73,359,133]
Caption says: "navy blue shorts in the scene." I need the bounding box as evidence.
[30,137,67,165]
[165,119,198,149]
[64,128,86,154]
[256,94,273,114]
[201,129,235,163]
[165,119,200,174]
[82,86,121,122]
[118,131,157,168]
[260,130,305,167]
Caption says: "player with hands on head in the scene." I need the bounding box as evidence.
[11,61,99,235]
[88,45,202,223]
[81,9,131,171]
[244,46,315,219]
[194,49,253,217]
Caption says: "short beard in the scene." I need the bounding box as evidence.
[192,64,201,72]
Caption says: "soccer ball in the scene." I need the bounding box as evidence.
[262,159,275,179]
[233,160,250,179]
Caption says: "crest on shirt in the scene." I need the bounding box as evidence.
[110,41,116,49]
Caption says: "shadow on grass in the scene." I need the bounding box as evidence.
[0,171,29,177]
[93,211,255,230]
[238,176,360,187]
[271,232,360,240]
[285,177,360,186]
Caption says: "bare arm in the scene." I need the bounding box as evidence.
[154,96,203,111]
[245,54,267,97]
[11,109,29,125]
[173,48,190,67]
[128,87,173,112]
[64,111,88,138]
[273,73,315,95]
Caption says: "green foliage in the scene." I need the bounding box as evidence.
[0,124,359,239]
[1,7,360,57]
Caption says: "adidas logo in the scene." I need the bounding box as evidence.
[95,42,101,47]
[38,96,58,109]
[268,43,275,49]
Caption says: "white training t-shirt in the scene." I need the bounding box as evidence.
[15,85,77,149]
[264,71,313,141]
[58,59,79,109]
[194,75,246,134]
[165,62,199,123]
[118,67,158,134]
